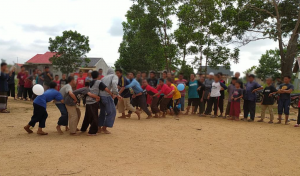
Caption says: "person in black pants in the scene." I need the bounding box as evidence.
[194,76,206,115]
[217,72,225,117]
[7,70,15,100]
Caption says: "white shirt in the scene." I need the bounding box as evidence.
[210,82,222,97]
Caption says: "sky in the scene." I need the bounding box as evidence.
[0,0,278,75]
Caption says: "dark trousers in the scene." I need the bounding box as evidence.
[130,94,152,116]
[157,95,164,107]
[225,102,231,116]
[28,103,48,128]
[7,84,15,98]
[194,98,205,114]
[297,108,300,124]
[0,92,8,110]
[151,96,160,114]
[160,98,172,112]
[173,99,180,115]
[243,100,256,120]
[203,99,209,113]
[218,97,224,114]
[205,97,219,115]
[81,102,99,134]
[23,87,33,99]
[56,103,68,126]
[17,85,24,98]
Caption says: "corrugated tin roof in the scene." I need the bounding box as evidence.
[80,57,102,67]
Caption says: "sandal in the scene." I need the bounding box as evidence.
[0,110,10,113]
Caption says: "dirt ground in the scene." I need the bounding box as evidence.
[1,98,300,176]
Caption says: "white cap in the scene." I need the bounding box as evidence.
[209,72,214,76]
[88,70,92,73]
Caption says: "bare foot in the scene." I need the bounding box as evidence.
[118,116,126,118]
[76,128,80,131]
[126,114,131,118]
[24,126,33,134]
[136,111,141,120]
[102,130,111,134]
[146,116,152,119]
[56,126,63,134]
[65,127,69,131]
[97,127,102,133]
[37,131,48,135]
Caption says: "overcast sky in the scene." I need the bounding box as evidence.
[0,0,278,75]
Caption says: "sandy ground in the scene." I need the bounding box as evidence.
[1,98,300,176]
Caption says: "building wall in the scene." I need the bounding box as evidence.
[95,59,109,76]
[24,64,63,78]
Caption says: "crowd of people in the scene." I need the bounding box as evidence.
[0,62,299,136]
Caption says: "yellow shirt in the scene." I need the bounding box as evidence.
[171,84,181,100]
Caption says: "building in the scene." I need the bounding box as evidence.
[23,52,109,77]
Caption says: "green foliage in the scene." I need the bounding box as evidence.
[48,30,91,75]
[256,49,281,81]
[243,66,257,75]
[177,60,194,80]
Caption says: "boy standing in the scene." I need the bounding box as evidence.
[185,74,201,115]
[142,79,160,118]
[274,76,294,125]
[17,66,26,100]
[204,74,227,117]
[166,78,181,119]
[257,78,277,123]
[228,82,243,121]
[225,77,237,117]
[174,73,187,112]
[59,74,67,89]
[24,82,63,135]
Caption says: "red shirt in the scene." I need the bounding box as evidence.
[157,84,173,98]
[76,77,85,89]
[24,75,32,88]
[98,75,104,80]
[54,80,60,90]
[143,85,159,97]
[17,72,26,86]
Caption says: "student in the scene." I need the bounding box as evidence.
[228,82,243,121]
[166,78,181,119]
[54,75,60,91]
[185,74,201,115]
[76,71,85,90]
[136,71,142,85]
[257,78,277,123]
[157,71,168,106]
[85,70,93,82]
[203,73,214,112]
[125,72,152,119]
[81,71,112,135]
[225,77,237,117]
[23,71,33,101]
[243,74,263,122]
[195,76,206,116]
[17,66,26,100]
[174,73,187,112]
[0,63,13,113]
[7,67,16,100]
[59,74,67,89]
[154,78,174,118]
[204,74,227,118]
[142,79,160,118]
[273,76,294,125]
[141,72,147,80]
[217,72,226,117]
[98,68,104,80]
[37,70,44,86]
[24,82,63,135]
[115,69,140,119]
[98,68,119,134]
[147,71,158,88]
[41,66,53,91]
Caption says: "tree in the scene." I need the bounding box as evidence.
[176,0,240,75]
[48,30,91,75]
[116,0,180,73]
[243,66,257,76]
[178,60,194,80]
[256,49,281,81]
[225,0,300,77]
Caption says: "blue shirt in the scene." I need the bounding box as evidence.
[244,81,262,101]
[125,79,143,94]
[0,71,9,92]
[34,89,63,108]
[187,80,200,98]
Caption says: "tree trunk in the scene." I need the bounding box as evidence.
[281,33,299,77]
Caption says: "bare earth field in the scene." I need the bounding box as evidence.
[1,98,300,176]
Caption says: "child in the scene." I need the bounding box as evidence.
[257,78,277,123]
[225,77,237,117]
[185,74,201,115]
[204,74,227,118]
[274,76,294,125]
[23,71,33,101]
[166,78,181,120]
[142,79,160,118]
[228,82,243,121]
[24,82,63,135]
[60,74,67,89]
[54,75,60,91]
[154,78,174,118]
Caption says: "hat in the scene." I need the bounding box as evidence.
[209,72,214,76]
[88,70,92,73]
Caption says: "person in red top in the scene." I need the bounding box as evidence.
[174,73,187,112]
[17,66,26,100]
[142,79,160,118]
[23,71,33,101]
[76,71,85,89]
[54,75,60,91]
[154,78,174,117]
[98,68,104,80]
